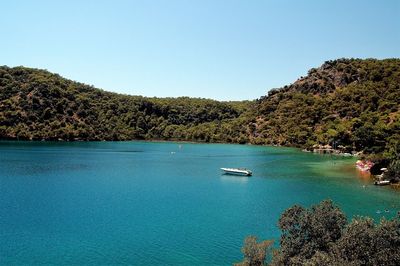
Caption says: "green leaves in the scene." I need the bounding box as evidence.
[235,236,273,266]
[0,66,253,142]
[254,58,400,157]
[0,58,398,155]
[274,200,347,265]
[243,200,400,266]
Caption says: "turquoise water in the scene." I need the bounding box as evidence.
[0,141,399,265]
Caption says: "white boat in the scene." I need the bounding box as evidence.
[374,180,390,186]
[221,168,252,176]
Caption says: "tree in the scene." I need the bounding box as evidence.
[235,236,273,266]
[239,200,400,266]
[331,216,400,266]
[271,200,346,265]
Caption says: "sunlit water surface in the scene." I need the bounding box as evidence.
[0,141,398,265]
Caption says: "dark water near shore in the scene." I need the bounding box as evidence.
[0,141,398,265]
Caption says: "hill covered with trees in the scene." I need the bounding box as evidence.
[0,66,253,142]
[251,58,399,176]
[0,58,399,169]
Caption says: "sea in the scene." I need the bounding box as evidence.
[0,141,398,265]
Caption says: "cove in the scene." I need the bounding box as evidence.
[0,141,399,265]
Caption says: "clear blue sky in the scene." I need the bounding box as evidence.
[1,0,399,100]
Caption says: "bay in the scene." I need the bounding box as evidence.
[0,141,399,265]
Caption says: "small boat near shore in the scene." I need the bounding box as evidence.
[374,168,390,186]
[374,180,390,186]
[221,168,252,176]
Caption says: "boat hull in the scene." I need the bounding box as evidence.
[221,168,252,176]
[374,180,390,186]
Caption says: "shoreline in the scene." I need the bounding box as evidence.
[0,137,290,148]
[1,138,398,191]
[0,137,364,157]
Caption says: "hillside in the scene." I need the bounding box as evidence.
[251,58,400,162]
[0,59,399,163]
[0,66,253,142]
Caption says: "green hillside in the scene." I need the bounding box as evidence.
[0,66,253,142]
[1,58,399,164]
[252,58,400,163]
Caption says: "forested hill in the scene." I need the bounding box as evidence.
[0,66,253,142]
[252,58,400,162]
[0,59,399,162]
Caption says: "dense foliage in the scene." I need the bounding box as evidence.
[385,160,400,182]
[253,59,400,160]
[1,59,399,166]
[235,236,273,266]
[0,66,253,142]
[237,200,400,266]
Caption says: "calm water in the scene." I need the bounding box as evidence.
[0,141,399,265]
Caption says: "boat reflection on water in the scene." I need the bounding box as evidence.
[220,175,249,183]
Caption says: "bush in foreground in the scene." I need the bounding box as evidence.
[234,236,273,266]
[237,200,400,266]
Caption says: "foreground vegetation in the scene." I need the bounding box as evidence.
[236,200,400,266]
[0,58,399,176]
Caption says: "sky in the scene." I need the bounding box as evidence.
[1,0,399,101]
